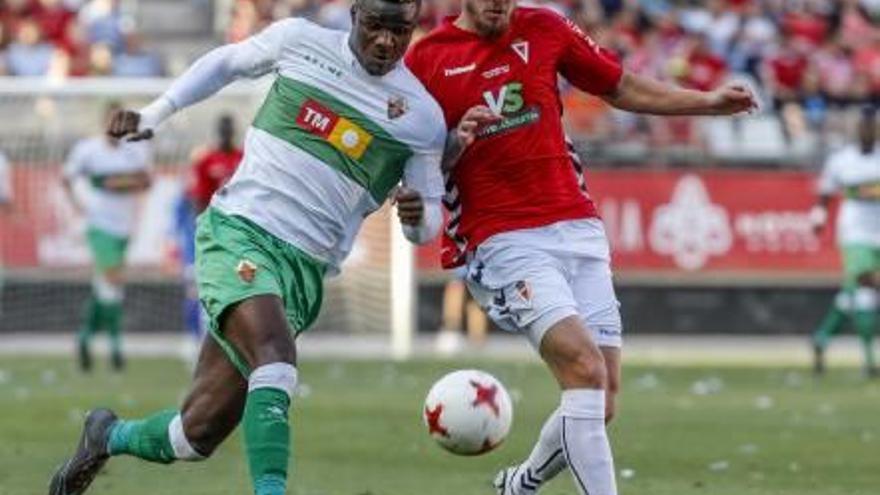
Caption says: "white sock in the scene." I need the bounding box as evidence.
[510,408,567,494]
[560,389,617,495]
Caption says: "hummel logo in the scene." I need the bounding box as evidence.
[444,63,476,76]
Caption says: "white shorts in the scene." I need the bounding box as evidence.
[464,218,623,349]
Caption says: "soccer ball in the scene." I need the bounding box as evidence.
[423,369,513,456]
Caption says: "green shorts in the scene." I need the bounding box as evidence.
[842,244,880,289]
[86,227,129,270]
[195,207,327,376]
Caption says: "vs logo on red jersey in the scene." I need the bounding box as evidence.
[482,82,524,116]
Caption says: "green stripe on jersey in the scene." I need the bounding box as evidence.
[844,181,880,201]
[253,76,413,203]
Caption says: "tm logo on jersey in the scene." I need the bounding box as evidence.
[480,81,540,138]
[297,99,373,160]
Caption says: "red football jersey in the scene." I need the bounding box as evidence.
[406,7,622,268]
[188,147,243,208]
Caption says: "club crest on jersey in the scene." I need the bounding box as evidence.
[236,259,258,283]
[511,40,529,64]
[387,95,408,119]
[514,280,532,303]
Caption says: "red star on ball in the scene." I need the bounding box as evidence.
[425,404,449,437]
[470,380,500,417]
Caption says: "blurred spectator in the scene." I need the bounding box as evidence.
[762,33,811,109]
[815,37,862,106]
[680,0,740,57]
[78,0,124,51]
[35,0,75,45]
[5,19,55,76]
[53,20,90,76]
[728,1,777,77]
[112,32,162,77]
[853,32,880,100]
[671,32,728,91]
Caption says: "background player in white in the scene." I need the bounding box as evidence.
[811,107,880,377]
[61,102,152,372]
[47,2,484,494]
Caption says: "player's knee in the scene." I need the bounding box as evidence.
[563,348,607,390]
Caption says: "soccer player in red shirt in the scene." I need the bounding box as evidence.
[406,3,756,494]
[188,114,243,212]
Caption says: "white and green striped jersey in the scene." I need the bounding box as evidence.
[148,18,447,273]
[818,145,880,247]
[63,137,151,237]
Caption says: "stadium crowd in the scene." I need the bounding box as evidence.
[3,0,880,158]
[221,0,880,156]
[0,0,163,77]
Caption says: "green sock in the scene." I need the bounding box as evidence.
[244,388,292,495]
[814,305,847,349]
[78,297,101,343]
[853,310,877,370]
[108,409,177,464]
[102,302,123,358]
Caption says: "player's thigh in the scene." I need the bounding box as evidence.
[464,253,579,349]
[570,254,623,349]
[180,336,248,452]
[221,294,297,369]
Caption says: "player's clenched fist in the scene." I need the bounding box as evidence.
[707,82,759,115]
[442,105,501,172]
[107,110,154,141]
[456,105,499,147]
[391,186,424,227]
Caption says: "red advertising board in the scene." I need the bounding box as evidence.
[418,169,841,278]
[1,167,841,279]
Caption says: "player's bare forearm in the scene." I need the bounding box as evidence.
[809,194,833,233]
[602,72,757,116]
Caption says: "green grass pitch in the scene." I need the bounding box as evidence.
[1,357,878,495]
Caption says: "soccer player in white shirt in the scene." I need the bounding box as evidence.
[811,107,880,377]
[61,102,152,373]
[48,1,491,494]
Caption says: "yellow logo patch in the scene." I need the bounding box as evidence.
[328,117,373,160]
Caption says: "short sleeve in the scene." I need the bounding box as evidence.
[817,153,841,195]
[63,141,88,179]
[556,15,623,96]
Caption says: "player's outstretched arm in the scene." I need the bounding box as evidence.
[109,19,298,140]
[601,72,758,117]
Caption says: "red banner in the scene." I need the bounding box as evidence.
[2,167,842,278]
[418,169,841,277]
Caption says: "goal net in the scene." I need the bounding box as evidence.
[0,77,415,358]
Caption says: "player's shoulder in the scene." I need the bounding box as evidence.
[392,66,448,144]
[514,6,570,30]
[260,16,339,47]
